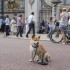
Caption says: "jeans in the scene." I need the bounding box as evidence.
[47,27,53,37]
[6,25,10,36]
[26,23,35,37]
[17,26,23,37]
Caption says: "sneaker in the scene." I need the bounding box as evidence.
[26,35,29,38]
[16,35,18,37]
[20,36,23,37]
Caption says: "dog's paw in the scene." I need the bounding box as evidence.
[29,59,34,62]
[37,60,48,65]
[29,59,32,62]
[38,61,48,65]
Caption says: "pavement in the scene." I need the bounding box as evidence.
[0,33,50,41]
[0,36,70,70]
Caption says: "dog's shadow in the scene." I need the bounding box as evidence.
[29,61,48,66]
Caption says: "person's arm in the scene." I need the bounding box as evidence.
[60,13,63,20]
[5,18,7,23]
[19,18,23,24]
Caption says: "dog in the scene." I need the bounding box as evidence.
[29,35,51,65]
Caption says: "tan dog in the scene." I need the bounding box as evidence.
[29,35,51,65]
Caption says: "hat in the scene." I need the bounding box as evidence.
[62,8,66,11]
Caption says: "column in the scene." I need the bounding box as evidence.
[1,0,4,16]
[25,0,41,33]
[52,5,55,19]
[56,5,60,21]
[52,4,60,21]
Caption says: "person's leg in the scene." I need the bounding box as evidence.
[26,25,28,34]
[6,25,8,36]
[19,26,23,37]
[1,24,5,32]
[3,24,5,32]
[8,25,10,35]
[6,25,7,36]
[26,26,31,37]
[61,26,67,44]
[47,27,52,38]
[32,25,35,36]
[16,26,19,37]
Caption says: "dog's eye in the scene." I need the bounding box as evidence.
[34,40,36,41]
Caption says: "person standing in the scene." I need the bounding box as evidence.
[59,8,69,44]
[47,17,55,38]
[16,15,23,37]
[26,12,35,38]
[25,17,29,34]
[10,17,17,35]
[5,15,10,36]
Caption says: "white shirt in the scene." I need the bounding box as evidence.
[27,15,35,24]
[68,12,70,25]
[5,18,10,25]
[25,19,28,25]
[60,12,69,26]
[10,19,16,24]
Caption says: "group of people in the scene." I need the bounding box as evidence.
[0,15,23,37]
[0,8,70,45]
[0,12,36,38]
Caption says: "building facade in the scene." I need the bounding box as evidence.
[0,0,25,20]
[25,0,70,31]
[25,0,52,31]
[0,0,70,32]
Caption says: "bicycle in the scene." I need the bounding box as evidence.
[50,24,70,43]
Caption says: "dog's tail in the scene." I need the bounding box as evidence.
[44,53,51,62]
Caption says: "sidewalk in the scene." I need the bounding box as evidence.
[7,34,50,41]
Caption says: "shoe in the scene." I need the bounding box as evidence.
[6,34,10,36]
[20,36,23,37]
[26,35,29,38]
[16,35,18,37]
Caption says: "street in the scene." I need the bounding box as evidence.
[0,35,70,70]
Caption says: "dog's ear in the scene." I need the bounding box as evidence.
[38,36,40,39]
[32,35,35,39]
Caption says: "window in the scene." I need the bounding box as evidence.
[64,0,70,5]
[4,0,25,12]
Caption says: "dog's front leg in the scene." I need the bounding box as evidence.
[32,52,36,62]
[29,51,35,62]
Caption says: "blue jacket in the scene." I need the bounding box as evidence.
[0,18,3,25]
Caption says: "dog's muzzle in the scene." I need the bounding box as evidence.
[32,42,39,48]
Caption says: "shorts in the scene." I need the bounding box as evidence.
[59,25,67,33]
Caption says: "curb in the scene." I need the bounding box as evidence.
[5,35,50,41]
